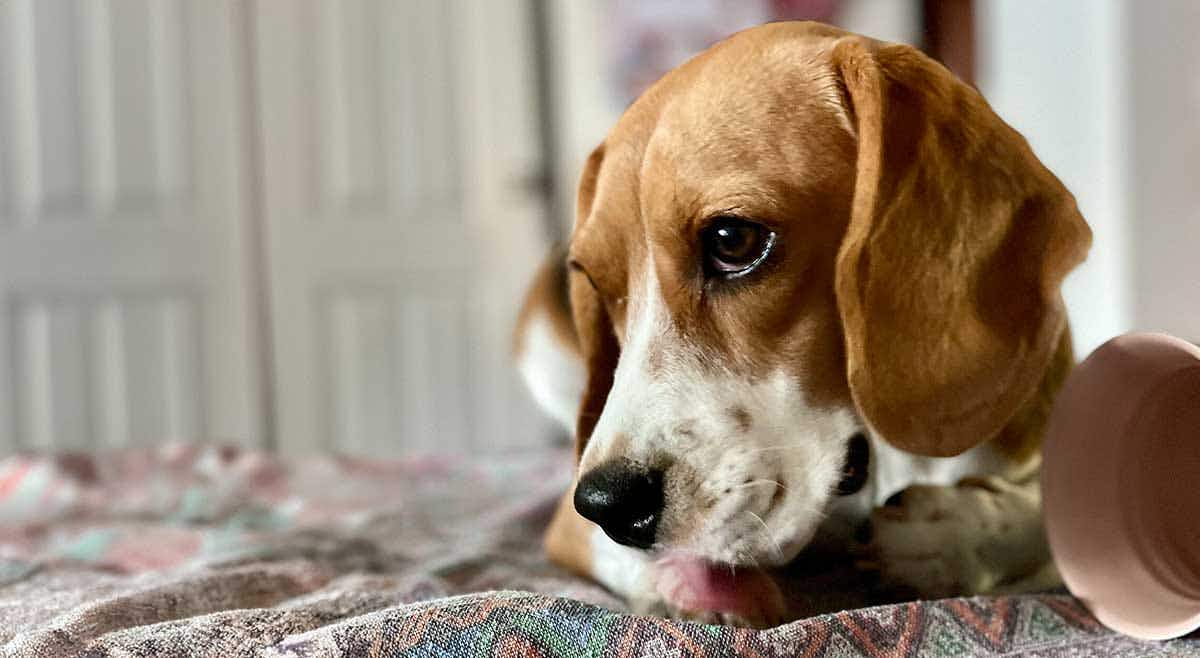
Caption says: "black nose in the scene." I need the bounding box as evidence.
[574,459,664,549]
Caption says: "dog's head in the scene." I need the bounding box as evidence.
[566,23,1090,568]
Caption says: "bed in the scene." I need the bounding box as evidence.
[1,444,1195,657]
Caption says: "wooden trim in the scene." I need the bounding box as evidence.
[922,0,975,85]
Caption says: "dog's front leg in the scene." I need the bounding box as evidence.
[870,475,1057,598]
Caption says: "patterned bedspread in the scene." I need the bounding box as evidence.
[0,444,1194,657]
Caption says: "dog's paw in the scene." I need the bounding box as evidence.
[867,477,1048,599]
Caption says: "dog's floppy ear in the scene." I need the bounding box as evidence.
[572,278,618,460]
[831,38,1091,457]
[571,144,619,461]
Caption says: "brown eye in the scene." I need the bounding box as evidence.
[701,217,776,277]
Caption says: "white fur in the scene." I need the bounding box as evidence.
[589,525,656,604]
[516,315,585,433]
[580,258,860,567]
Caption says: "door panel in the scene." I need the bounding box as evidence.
[10,292,204,449]
[0,0,550,454]
[256,0,554,455]
[0,0,261,451]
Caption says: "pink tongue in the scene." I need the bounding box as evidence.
[656,556,786,622]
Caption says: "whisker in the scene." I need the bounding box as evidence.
[745,510,784,561]
[746,444,806,454]
[731,479,789,492]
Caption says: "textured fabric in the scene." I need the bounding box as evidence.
[0,444,1195,657]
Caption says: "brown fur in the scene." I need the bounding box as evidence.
[543,482,592,578]
[991,327,1076,467]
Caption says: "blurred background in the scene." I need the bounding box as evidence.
[0,0,1195,457]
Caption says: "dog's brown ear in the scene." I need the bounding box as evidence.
[571,144,619,461]
[831,38,1091,457]
[571,278,618,460]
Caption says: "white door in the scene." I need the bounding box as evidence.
[0,1,262,451]
[254,0,553,455]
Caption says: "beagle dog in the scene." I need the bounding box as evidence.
[513,22,1091,627]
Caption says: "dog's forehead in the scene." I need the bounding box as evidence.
[572,26,854,272]
[568,22,859,338]
[650,46,853,183]
[590,29,849,202]
[639,21,850,110]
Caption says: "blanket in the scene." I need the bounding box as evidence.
[0,444,1195,657]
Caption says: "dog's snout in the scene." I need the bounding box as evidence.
[574,459,664,549]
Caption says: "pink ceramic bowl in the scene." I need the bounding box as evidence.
[1043,332,1200,639]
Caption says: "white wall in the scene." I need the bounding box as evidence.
[980,1,1200,352]
[545,1,615,236]
[1127,2,1200,342]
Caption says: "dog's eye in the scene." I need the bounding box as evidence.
[568,259,598,291]
[701,217,776,277]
